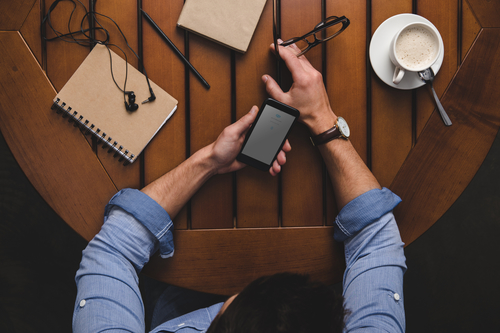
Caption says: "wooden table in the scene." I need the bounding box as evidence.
[1,0,499,295]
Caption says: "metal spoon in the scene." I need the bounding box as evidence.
[418,68,452,126]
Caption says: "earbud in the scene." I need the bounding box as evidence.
[125,91,138,112]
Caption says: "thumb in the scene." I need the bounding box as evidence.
[232,105,258,135]
[262,75,287,102]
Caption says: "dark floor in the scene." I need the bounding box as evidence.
[1,127,499,333]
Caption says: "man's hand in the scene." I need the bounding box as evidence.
[262,41,381,210]
[262,42,337,136]
[208,105,291,176]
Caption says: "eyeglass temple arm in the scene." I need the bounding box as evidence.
[280,16,349,47]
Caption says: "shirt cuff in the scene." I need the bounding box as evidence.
[334,187,402,242]
[105,188,175,258]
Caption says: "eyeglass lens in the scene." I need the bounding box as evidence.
[292,18,345,54]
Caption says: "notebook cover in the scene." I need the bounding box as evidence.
[54,44,178,162]
[177,0,267,53]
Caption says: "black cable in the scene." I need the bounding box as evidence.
[41,0,155,108]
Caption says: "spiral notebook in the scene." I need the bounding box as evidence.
[52,44,178,164]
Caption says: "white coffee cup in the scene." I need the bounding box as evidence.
[389,22,441,84]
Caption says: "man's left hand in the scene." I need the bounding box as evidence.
[209,106,291,176]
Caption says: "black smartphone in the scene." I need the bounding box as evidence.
[237,98,300,171]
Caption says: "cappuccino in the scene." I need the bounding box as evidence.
[395,26,438,69]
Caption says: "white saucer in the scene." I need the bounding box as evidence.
[369,14,444,90]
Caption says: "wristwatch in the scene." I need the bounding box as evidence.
[310,117,350,146]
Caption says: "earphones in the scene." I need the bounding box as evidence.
[125,92,139,112]
[42,0,155,112]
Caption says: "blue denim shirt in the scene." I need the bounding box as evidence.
[73,187,405,332]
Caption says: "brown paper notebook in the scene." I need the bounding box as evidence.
[177,0,267,53]
[52,44,178,164]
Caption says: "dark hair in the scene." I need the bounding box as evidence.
[206,272,345,333]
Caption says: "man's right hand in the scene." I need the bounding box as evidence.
[262,42,337,136]
[263,41,381,210]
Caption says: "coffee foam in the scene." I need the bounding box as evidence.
[395,26,438,69]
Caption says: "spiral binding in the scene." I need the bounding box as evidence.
[51,98,134,165]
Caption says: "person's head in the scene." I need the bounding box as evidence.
[207,272,345,333]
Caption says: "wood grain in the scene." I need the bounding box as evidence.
[20,0,42,66]
[0,0,36,31]
[326,0,368,163]
[280,0,324,227]
[370,0,413,188]
[143,227,344,295]
[467,0,500,27]
[142,0,188,229]
[189,35,233,229]
[325,0,368,221]
[45,0,90,92]
[392,29,500,245]
[235,0,280,228]
[5,0,500,295]
[461,0,481,63]
[0,31,117,241]
[416,0,458,138]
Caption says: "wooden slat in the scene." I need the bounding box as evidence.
[235,0,279,228]
[45,0,90,92]
[280,0,324,227]
[370,1,414,188]
[392,29,500,245]
[461,0,481,63]
[93,0,141,190]
[143,227,344,295]
[20,0,42,66]
[0,31,117,241]
[467,0,500,27]
[326,0,368,163]
[0,0,36,31]
[325,0,368,221]
[142,0,188,229]
[416,0,459,137]
[189,35,233,229]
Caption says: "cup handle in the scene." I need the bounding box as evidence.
[393,66,405,84]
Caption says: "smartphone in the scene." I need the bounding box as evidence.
[237,98,300,171]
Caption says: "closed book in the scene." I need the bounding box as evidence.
[177,0,267,53]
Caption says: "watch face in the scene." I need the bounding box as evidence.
[337,117,350,138]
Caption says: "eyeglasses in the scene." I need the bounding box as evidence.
[272,0,350,59]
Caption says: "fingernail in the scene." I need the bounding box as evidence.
[262,75,268,83]
[250,106,257,114]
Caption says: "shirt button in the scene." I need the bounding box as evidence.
[79,299,86,307]
[394,293,401,301]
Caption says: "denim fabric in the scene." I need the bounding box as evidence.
[73,187,406,333]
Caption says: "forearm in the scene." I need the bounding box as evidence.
[319,139,380,210]
[141,106,261,217]
[307,110,380,211]
[142,144,216,219]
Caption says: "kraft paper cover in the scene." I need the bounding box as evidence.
[54,44,178,162]
[177,0,267,53]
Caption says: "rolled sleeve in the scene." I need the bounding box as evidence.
[73,188,174,333]
[334,187,402,242]
[337,187,407,333]
[106,188,174,258]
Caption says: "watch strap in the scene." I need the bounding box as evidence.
[310,124,342,146]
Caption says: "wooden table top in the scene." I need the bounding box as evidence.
[1,0,500,295]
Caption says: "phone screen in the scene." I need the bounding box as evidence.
[238,99,299,170]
